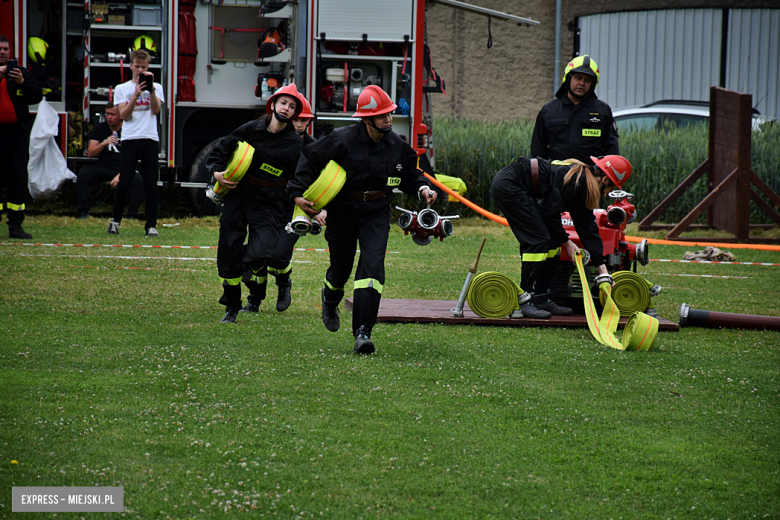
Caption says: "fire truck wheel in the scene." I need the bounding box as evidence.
[187,137,224,217]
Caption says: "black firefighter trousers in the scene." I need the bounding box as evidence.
[491,166,561,295]
[217,199,283,310]
[321,208,389,336]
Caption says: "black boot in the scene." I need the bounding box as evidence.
[9,226,32,239]
[353,325,375,355]
[276,282,291,312]
[533,292,573,316]
[321,287,340,332]
[221,307,239,323]
[518,293,552,319]
[239,299,260,313]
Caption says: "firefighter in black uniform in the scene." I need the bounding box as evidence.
[531,55,619,164]
[491,155,632,319]
[247,93,324,313]
[0,35,43,239]
[288,85,436,355]
[528,55,619,316]
[206,84,303,323]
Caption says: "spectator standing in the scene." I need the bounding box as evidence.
[108,49,164,237]
[77,101,143,219]
[0,35,43,239]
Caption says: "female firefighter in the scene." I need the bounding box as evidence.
[257,93,325,313]
[288,85,436,355]
[491,155,632,319]
[205,83,303,323]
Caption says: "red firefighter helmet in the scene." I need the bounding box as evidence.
[296,94,314,119]
[351,85,397,118]
[265,83,303,119]
[591,155,632,188]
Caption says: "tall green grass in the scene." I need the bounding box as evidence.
[433,119,780,224]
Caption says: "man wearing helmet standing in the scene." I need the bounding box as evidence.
[206,84,303,323]
[288,85,436,355]
[526,55,619,318]
[531,55,618,165]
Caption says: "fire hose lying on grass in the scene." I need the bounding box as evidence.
[679,303,780,331]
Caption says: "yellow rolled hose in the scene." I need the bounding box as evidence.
[600,271,654,317]
[303,160,346,211]
[575,251,659,351]
[213,141,254,195]
[466,272,521,319]
[622,312,659,351]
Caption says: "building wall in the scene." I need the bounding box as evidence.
[424,0,777,121]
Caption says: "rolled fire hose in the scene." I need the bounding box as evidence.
[213,141,254,196]
[680,303,780,331]
[600,271,660,317]
[575,251,659,351]
[291,160,347,222]
[466,271,520,319]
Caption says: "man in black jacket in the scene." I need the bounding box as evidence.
[0,35,43,239]
[531,55,618,164]
[288,85,436,355]
[528,55,619,317]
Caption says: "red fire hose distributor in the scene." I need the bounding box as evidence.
[679,303,780,331]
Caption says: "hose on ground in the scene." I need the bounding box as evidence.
[466,271,519,319]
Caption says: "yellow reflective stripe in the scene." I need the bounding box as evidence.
[522,252,548,262]
[5,202,25,211]
[268,265,292,275]
[324,279,344,292]
[0,203,3,210]
[550,160,572,166]
[547,247,560,258]
[354,278,384,294]
[582,129,601,137]
[249,274,267,284]
[220,277,242,286]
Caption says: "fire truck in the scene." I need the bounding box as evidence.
[1,0,537,214]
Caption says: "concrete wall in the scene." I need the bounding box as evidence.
[424,0,559,121]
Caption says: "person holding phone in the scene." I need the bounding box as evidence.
[0,35,43,239]
[109,48,164,237]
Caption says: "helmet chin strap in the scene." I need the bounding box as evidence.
[367,118,392,135]
[273,108,292,124]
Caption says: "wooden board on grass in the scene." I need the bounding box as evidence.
[345,298,680,331]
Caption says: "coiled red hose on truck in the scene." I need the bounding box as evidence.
[680,303,780,331]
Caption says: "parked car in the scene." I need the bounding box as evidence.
[613,100,772,132]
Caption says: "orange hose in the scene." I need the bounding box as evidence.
[424,173,509,227]
[425,173,780,252]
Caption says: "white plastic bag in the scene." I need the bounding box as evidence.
[28,98,76,200]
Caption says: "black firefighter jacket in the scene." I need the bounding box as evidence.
[2,66,43,132]
[512,157,606,268]
[288,122,430,215]
[530,93,619,165]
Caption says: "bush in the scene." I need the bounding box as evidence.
[433,118,780,224]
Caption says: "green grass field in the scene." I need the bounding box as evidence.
[1,215,778,519]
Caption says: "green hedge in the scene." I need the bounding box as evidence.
[433,118,780,224]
